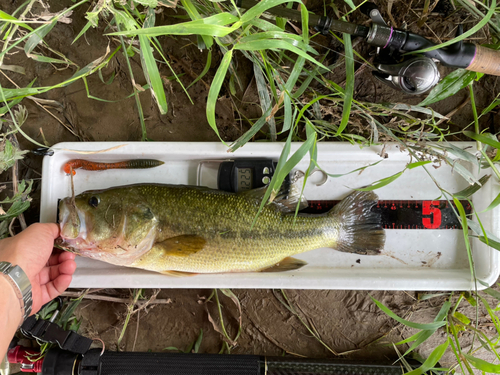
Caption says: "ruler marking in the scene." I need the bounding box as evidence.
[303,200,472,230]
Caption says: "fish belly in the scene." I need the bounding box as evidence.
[129,234,332,274]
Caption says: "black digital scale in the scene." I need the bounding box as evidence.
[215,158,471,229]
[217,159,278,192]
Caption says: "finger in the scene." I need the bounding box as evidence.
[47,251,75,267]
[38,259,77,285]
[59,251,76,262]
[40,274,73,303]
[23,223,60,240]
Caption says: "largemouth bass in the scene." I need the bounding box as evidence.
[57,184,385,276]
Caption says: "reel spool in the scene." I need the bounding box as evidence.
[373,56,441,95]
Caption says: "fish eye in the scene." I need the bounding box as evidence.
[88,196,100,208]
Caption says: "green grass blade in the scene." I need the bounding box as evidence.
[109,13,240,37]
[139,9,168,115]
[239,0,300,23]
[180,0,214,48]
[440,143,479,166]
[335,33,353,135]
[238,31,314,53]
[229,107,273,151]
[251,131,294,226]
[0,10,33,31]
[482,286,500,301]
[234,40,328,70]
[370,296,446,330]
[24,20,57,57]
[355,170,405,191]
[404,340,449,375]
[464,130,500,149]
[407,161,432,169]
[447,157,480,185]
[464,354,500,373]
[207,49,233,143]
[253,62,275,141]
[454,174,490,198]
[410,0,495,54]
[245,18,284,32]
[187,50,211,89]
[419,69,476,106]
[482,191,500,213]
[478,236,500,251]
[397,301,452,356]
[73,20,93,44]
[270,133,316,202]
[313,160,383,178]
[454,197,475,281]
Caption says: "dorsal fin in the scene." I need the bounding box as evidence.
[239,180,308,214]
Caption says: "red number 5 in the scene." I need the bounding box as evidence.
[422,201,442,229]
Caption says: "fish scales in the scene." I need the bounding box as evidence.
[57,184,385,275]
[132,185,338,273]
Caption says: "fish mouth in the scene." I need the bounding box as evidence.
[58,197,87,245]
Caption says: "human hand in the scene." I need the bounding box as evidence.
[0,223,76,314]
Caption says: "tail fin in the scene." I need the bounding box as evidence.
[331,191,385,255]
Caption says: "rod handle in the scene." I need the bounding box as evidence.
[466,45,500,76]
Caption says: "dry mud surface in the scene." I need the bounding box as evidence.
[1,0,500,370]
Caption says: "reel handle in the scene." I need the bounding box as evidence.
[466,45,500,76]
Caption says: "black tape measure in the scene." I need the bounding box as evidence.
[216,159,472,229]
[303,200,472,229]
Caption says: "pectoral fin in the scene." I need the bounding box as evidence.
[155,235,206,257]
[260,257,307,272]
[161,270,198,277]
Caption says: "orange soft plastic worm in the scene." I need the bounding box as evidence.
[63,159,164,175]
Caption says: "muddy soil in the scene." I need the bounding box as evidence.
[2,0,499,371]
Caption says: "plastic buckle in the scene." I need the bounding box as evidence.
[20,316,92,355]
[31,147,54,156]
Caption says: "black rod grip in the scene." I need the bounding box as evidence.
[96,352,261,375]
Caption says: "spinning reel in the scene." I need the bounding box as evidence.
[236,0,500,95]
[361,3,441,94]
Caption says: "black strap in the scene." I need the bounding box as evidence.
[21,315,92,354]
[80,349,102,375]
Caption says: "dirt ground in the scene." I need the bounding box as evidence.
[2,0,500,371]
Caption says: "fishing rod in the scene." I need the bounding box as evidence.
[4,309,443,375]
[235,0,500,94]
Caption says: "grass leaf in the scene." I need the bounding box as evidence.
[404,340,449,375]
[270,130,316,202]
[109,13,240,37]
[411,0,496,54]
[206,49,233,142]
[464,130,500,149]
[254,62,276,141]
[419,69,477,106]
[336,33,354,135]
[235,40,328,70]
[464,354,500,373]
[371,296,446,330]
[454,174,490,198]
[478,236,500,251]
[139,9,168,115]
[482,287,500,301]
[355,170,405,191]
[407,161,432,169]
[239,0,300,23]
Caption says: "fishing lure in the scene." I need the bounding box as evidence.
[63,159,164,175]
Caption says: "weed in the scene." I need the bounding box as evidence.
[1,0,500,371]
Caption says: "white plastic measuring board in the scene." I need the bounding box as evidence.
[40,142,500,290]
